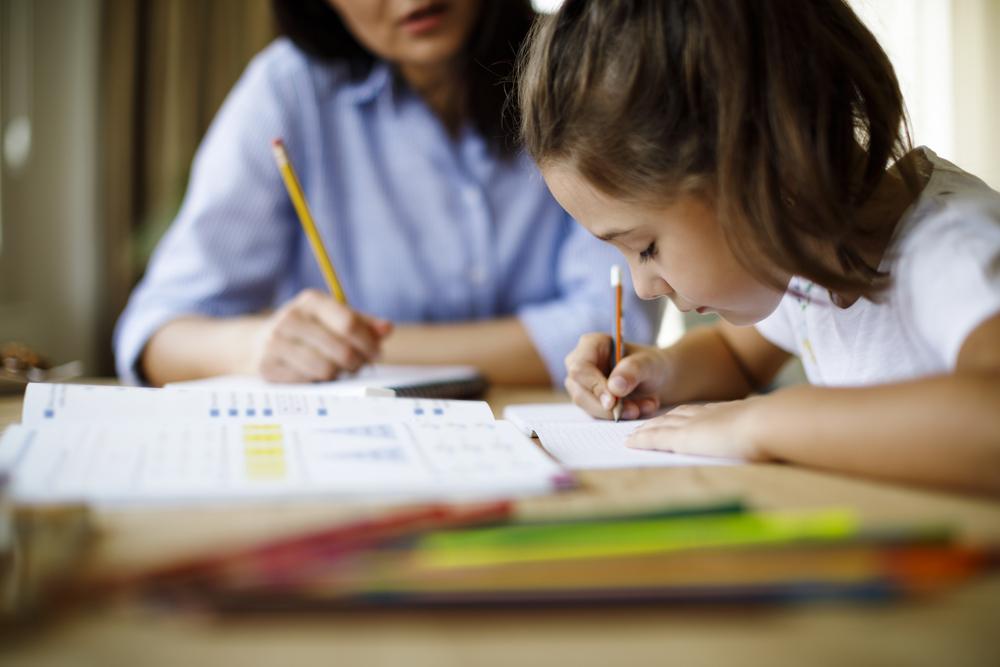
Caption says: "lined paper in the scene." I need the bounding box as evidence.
[533,421,740,470]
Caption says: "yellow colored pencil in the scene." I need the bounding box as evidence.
[271,138,348,305]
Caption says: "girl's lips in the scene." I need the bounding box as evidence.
[696,307,709,314]
[400,3,448,36]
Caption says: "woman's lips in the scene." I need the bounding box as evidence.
[400,3,448,36]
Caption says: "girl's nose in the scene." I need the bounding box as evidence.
[633,272,672,301]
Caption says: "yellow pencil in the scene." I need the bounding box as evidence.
[271,138,348,305]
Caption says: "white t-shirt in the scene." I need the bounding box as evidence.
[755,148,1000,387]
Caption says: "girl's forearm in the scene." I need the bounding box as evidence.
[748,374,1000,495]
[658,326,761,405]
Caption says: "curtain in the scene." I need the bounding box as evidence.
[99,0,275,334]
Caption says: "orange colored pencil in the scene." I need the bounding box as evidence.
[611,265,623,421]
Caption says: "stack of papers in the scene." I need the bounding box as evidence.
[0,384,571,506]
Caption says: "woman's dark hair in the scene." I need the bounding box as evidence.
[273,0,536,156]
[519,0,916,297]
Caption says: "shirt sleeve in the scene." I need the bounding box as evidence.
[754,295,798,355]
[517,215,661,387]
[900,198,1000,368]
[113,42,304,384]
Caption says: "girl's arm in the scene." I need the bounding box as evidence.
[630,314,1000,496]
[746,313,1000,495]
[660,321,793,403]
[564,320,790,419]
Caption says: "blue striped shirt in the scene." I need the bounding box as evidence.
[114,40,658,386]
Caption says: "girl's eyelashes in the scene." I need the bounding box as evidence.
[638,241,658,263]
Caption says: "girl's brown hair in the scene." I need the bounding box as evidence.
[518,0,915,296]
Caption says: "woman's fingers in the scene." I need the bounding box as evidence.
[295,290,383,361]
[254,289,395,382]
[270,336,337,382]
[282,312,360,370]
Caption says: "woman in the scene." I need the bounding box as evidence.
[114,0,658,386]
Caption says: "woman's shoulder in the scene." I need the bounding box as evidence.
[239,38,361,100]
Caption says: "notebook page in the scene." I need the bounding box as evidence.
[1,420,570,506]
[21,383,494,426]
[503,403,594,436]
[533,421,740,470]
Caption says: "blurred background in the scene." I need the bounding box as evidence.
[0,0,997,377]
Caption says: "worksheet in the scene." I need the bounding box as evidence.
[21,383,494,426]
[0,383,575,506]
[0,418,570,506]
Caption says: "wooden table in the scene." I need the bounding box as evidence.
[2,386,999,666]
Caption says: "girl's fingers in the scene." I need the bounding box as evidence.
[564,375,611,418]
[638,397,661,417]
[627,424,672,450]
[607,353,659,397]
[565,359,613,407]
[619,399,642,421]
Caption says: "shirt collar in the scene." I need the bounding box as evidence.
[342,61,392,106]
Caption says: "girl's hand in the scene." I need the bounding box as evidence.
[627,398,770,461]
[564,333,670,420]
[249,289,393,382]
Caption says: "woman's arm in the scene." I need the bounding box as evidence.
[142,304,548,387]
[379,317,550,385]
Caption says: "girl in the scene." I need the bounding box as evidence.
[113,0,658,387]
[519,0,1000,494]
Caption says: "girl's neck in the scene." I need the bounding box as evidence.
[828,149,932,307]
[398,59,466,136]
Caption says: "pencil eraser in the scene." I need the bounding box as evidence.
[271,138,284,147]
[610,265,622,286]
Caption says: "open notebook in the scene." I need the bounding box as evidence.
[0,384,571,507]
[166,364,488,400]
[503,402,741,470]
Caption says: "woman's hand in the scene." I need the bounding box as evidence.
[627,398,770,461]
[249,289,393,382]
[563,333,671,420]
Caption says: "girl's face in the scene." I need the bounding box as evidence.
[326,1,481,69]
[543,165,787,325]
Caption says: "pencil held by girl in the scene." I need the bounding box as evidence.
[519,0,1000,494]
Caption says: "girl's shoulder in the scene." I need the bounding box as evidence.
[891,148,1000,260]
